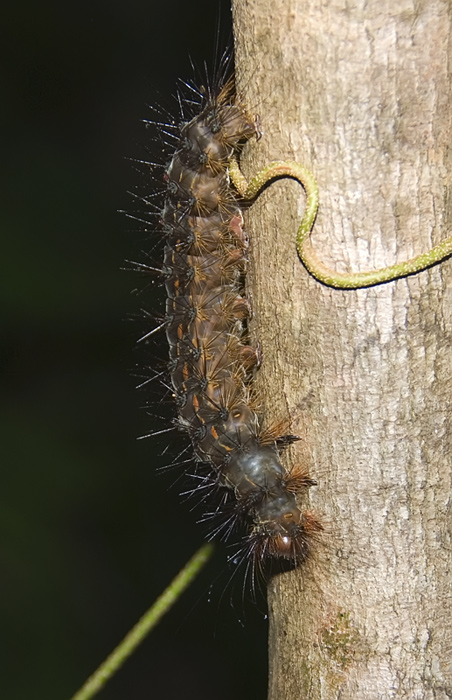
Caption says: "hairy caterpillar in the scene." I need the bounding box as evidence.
[133,57,322,577]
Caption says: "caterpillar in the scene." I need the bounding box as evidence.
[134,58,322,577]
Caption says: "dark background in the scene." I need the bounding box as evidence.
[1,1,268,698]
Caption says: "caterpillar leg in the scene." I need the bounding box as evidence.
[228,156,452,289]
[237,343,261,370]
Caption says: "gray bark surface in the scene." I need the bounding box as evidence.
[232,1,452,698]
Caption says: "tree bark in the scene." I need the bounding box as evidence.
[232,1,452,698]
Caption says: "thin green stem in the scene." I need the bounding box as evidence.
[69,543,214,700]
[229,156,452,288]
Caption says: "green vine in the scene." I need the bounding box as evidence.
[69,544,213,700]
[229,156,452,288]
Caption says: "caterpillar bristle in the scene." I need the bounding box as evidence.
[257,417,296,446]
[283,463,317,493]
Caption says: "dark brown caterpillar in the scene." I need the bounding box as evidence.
[140,64,322,573]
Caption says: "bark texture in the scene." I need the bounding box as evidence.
[232,1,452,698]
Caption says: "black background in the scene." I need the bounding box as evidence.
[1,1,268,698]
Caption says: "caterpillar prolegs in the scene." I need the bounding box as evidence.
[138,70,323,572]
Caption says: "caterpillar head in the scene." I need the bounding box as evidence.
[250,509,323,565]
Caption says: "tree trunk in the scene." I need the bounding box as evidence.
[232,1,452,698]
